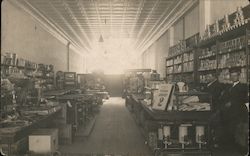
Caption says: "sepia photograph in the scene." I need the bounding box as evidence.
[0,0,249,155]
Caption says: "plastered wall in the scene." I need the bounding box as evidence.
[155,31,170,78]
[1,0,85,73]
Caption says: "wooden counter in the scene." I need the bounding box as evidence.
[0,107,61,144]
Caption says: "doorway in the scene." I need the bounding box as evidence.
[104,74,123,97]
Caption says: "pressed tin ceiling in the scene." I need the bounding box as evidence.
[12,0,196,54]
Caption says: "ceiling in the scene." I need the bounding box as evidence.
[14,0,192,54]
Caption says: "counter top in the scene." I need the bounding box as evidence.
[131,94,212,123]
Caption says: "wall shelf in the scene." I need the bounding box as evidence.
[166,4,250,86]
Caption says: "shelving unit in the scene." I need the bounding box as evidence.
[198,8,250,85]
[198,5,250,85]
[166,4,250,86]
[1,53,55,118]
[166,33,199,88]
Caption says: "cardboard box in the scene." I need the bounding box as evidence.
[29,129,58,154]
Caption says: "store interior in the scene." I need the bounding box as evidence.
[1,0,249,156]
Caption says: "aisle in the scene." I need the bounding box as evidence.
[60,97,152,156]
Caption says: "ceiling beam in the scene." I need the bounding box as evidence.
[92,0,104,36]
[119,0,129,38]
[129,0,145,39]
[133,0,160,47]
[62,0,92,48]
[134,0,180,51]
[137,0,199,55]
[48,0,91,52]
[109,0,113,38]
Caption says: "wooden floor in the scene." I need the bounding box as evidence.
[59,97,152,156]
[59,97,247,156]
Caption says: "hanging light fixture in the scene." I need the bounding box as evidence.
[99,34,104,43]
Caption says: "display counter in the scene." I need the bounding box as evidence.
[0,106,61,155]
[0,106,61,144]
[126,92,213,156]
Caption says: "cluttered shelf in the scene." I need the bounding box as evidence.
[183,60,194,64]
[1,52,110,155]
[217,46,246,55]
[1,64,36,70]
[198,54,216,60]
[198,69,216,72]
[166,53,183,60]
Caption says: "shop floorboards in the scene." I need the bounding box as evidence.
[59,97,152,156]
[59,97,246,156]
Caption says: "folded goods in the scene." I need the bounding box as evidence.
[182,96,199,103]
[179,102,210,111]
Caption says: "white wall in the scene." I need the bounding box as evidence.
[184,5,199,38]
[1,0,86,73]
[155,31,170,78]
[173,18,184,45]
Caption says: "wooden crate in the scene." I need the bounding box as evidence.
[29,129,58,154]
[0,137,28,155]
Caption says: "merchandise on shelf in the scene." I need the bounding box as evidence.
[169,40,186,57]
[201,5,249,40]
[25,60,37,69]
[221,14,231,31]
[199,59,217,71]
[166,67,173,74]
[199,45,216,59]
[173,56,182,65]
[183,62,194,72]
[234,7,246,26]
[218,51,246,69]
[17,58,26,67]
[219,36,245,53]
[4,53,17,66]
[174,64,182,73]
[166,60,173,66]
[183,52,194,62]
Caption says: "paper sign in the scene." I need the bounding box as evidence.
[152,84,173,110]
